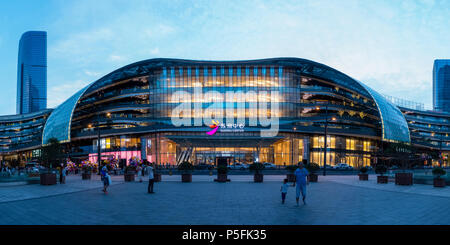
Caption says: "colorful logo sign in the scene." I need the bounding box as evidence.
[206,120,219,135]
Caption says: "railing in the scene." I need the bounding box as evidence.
[78,87,149,107]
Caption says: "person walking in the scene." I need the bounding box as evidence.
[61,165,67,184]
[101,165,110,194]
[59,164,64,183]
[293,162,309,206]
[141,163,146,177]
[147,163,155,194]
[137,164,143,183]
[280,178,289,204]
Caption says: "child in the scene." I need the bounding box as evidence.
[280,178,289,204]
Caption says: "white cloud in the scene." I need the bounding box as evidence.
[149,48,159,55]
[108,54,126,62]
[84,70,102,77]
[41,0,449,111]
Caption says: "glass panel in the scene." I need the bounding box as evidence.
[42,84,91,144]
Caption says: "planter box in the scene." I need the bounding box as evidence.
[40,173,57,185]
[82,173,91,180]
[254,173,264,183]
[377,175,388,184]
[434,178,446,187]
[309,173,318,182]
[154,173,162,182]
[358,173,369,181]
[124,173,135,182]
[395,172,413,185]
[286,173,296,183]
[215,173,229,182]
[181,173,192,182]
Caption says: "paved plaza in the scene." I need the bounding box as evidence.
[1,174,450,225]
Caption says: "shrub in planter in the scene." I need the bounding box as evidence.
[215,165,229,182]
[432,167,446,187]
[306,163,320,182]
[375,165,388,184]
[285,165,298,183]
[124,165,136,182]
[178,161,194,183]
[40,172,57,185]
[358,167,369,181]
[39,137,62,186]
[249,162,265,183]
[395,172,413,185]
[80,160,94,180]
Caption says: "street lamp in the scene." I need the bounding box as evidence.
[75,92,104,171]
[316,104,336,176]
[76,107,102,171]
[439,132,444,167]
[291,127,297,165]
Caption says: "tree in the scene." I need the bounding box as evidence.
[383,142,415,170]
[40,137,63,171]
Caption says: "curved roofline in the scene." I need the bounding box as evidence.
[0,109,52,122]
[400,106,450,118]
[91,57,358,82]
[43,57,411,144]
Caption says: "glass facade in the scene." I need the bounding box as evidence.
[402,107,450,152]
[62,58,392,167]
[4,58,449,168]
[433,59,450,113]
[42,85,91,144]
[0,109,51,164]
[16,31,47,114]
[359,82,411,143]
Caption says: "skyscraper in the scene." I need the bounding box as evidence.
[16,31,47,114]
[433,59,450,113]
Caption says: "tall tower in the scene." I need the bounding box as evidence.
[433,59,450,113]
[16,31,47,114]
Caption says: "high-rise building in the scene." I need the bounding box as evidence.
[433,59,450,113]
[16,31,47,114]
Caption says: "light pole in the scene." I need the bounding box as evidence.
[292,127,297,165]
[78,91,105,172]
[86,109,102,174]
[316,104,336,176]
[96,112,101,170]
[439,132,444,167]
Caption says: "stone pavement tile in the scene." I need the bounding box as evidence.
[324,175,450,198]
[1,177,450,225]
[0,174,124,203]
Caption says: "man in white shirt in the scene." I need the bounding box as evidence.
[147,164,155,194]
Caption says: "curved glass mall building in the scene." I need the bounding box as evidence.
[1,58,449,167]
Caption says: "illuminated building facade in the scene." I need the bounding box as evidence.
[1,58,449,167]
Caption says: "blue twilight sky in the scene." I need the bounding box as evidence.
[0,0,449,115]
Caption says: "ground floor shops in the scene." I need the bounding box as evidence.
[80,132,381,168]
[2,133,448,169]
